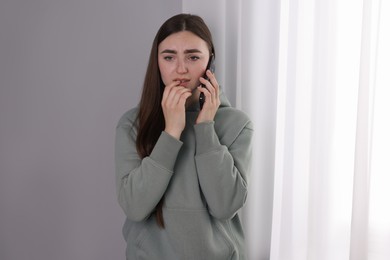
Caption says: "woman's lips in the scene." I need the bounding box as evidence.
[176,79,190,87]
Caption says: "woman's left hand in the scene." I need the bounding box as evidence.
[196,70,221,124]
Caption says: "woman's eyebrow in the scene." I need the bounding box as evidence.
[184,49,202,54]
[160,49,203,54]
[160,49,176,54]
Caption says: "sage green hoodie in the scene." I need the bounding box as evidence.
[115,92,253,260]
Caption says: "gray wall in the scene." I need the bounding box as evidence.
[0,0,181,259]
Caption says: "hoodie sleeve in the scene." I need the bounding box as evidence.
[194,120,253,220]
[115,117,183,221]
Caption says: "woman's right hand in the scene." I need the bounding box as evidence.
[161,81,192,140]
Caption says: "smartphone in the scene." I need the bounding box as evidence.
[199,55,215,110]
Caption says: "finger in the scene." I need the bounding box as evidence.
[162,81,180,104]
[165,85,191,108]
[163,82,185,105]
[199,77,216,99]
[170,87,191,106]
[197,85,213,106]
[177,91,192,107]
[206,70,220,96]
[205,70,220,105]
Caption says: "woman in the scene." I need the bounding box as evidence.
[115,13,253,259]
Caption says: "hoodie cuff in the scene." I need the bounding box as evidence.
[149,131,183,171]
[194,121,221,155]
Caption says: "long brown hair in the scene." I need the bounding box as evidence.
[135,14,215,228]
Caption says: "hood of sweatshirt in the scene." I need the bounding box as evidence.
[218,91,232,108]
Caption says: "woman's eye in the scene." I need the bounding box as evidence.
[189,56,200,61]
[164,56,173,61]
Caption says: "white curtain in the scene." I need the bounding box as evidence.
[183,0,390,259]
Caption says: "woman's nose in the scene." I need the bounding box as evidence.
[176,60,188,74]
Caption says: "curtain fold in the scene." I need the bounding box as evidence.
[367,0,390,258]
[350,0,381,258]
[183,0,389,259]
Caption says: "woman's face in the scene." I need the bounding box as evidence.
[158,31,210,92]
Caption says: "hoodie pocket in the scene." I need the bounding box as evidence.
[123,210,238,260]
[136,219,179,260]
[164,208,236,260]
[123,217,179,260]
